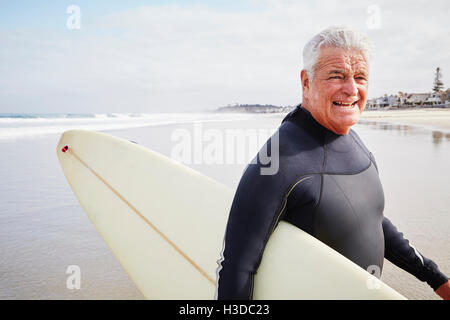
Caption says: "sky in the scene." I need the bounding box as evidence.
[0,0,449,113]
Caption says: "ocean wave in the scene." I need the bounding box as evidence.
[0,112,217,122]
[0,113,257,140]
[0,113,95,119]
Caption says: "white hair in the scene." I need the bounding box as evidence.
[303,26,374,78]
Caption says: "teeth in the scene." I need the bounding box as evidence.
[333,101,357,107]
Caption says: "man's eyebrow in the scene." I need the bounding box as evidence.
[327,69,369,77]
[328,69,346,74]
[355,70,369,77]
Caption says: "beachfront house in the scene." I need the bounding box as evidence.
[426,93,442,105]
[366,90,450,109]
[440,89,450,105]
[406,93,430,105]
[366,95,399,109]
[397,92,408,105]
[366,98,378,109]
[386,95,399,107]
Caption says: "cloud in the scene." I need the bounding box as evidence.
[0,0,449,113]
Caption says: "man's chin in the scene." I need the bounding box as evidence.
[330,115,360,135]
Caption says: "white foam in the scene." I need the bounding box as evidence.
[0,113,257,140]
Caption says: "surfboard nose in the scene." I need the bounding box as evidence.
[57,131,72,158]
[56,130,86,156]
[56,130,87,165]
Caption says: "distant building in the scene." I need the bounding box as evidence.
[426,92,442,105]
[434,89,450,105]
[366,94,398,109]
[366,98,378,109]
[406,93,430,105]
[386,95,399,106]
[397,92,408,105]
[366,89,450,109]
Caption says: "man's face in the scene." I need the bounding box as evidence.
[301,46,369,135]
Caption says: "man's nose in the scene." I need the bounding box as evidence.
[342,77,358,96]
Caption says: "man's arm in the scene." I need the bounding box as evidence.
[382,217,449,294]
[215,159,285,300]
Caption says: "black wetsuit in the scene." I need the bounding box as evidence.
[216,105,448,299]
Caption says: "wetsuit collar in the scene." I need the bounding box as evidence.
[283,104,339,138]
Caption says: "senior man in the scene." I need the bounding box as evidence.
[215,26,449,300]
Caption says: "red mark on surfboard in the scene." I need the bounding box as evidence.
[62,145,69,153]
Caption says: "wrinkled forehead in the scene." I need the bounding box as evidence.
[314,46,369,74]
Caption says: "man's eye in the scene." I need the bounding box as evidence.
[329,76,342,79]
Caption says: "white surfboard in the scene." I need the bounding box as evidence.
[56,129,406,300]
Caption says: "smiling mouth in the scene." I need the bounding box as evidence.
[333,100,359,107]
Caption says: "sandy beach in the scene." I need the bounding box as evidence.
[361,108,450,131]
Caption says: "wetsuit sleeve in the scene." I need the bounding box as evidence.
[382,217,449,290]
[215,143,287,299]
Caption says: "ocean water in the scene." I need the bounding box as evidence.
[0,113,449,300]
[0,112,259,140]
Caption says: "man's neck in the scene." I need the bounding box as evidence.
[300,101,349,135]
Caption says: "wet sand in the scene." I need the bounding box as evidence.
[361,108,450,131]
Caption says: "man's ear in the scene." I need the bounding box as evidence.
[300,69,310,93]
